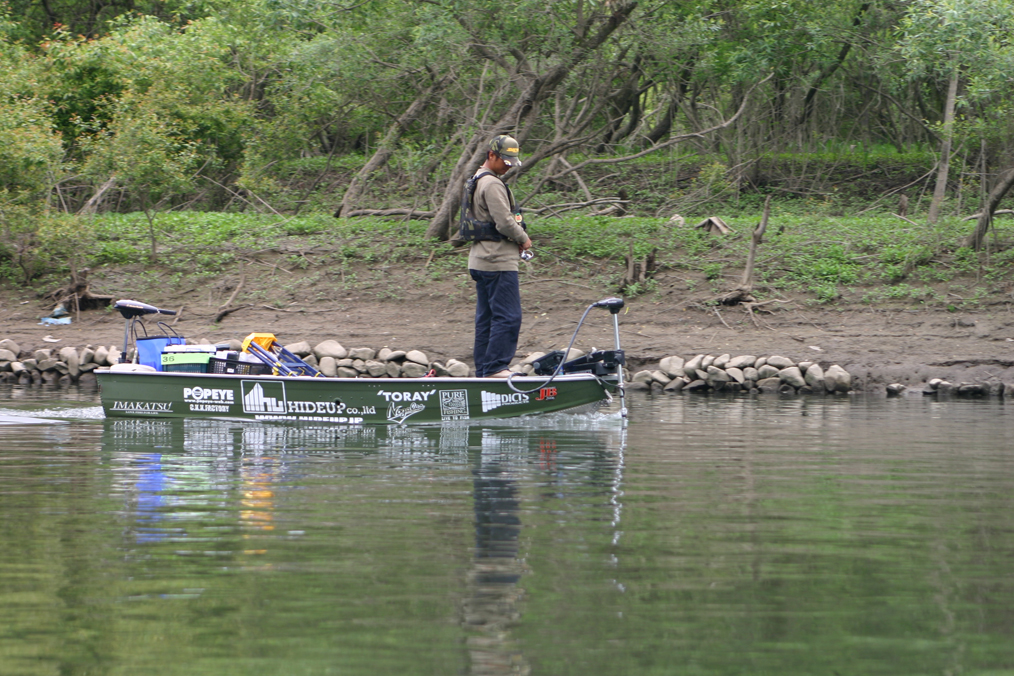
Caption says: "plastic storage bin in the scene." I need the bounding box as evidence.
[208,351,273,375]
[162,352,212,373]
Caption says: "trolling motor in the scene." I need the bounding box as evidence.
[509,297,628,417]
[113,299,177,364]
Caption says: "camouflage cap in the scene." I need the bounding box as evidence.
[489,135,522,167]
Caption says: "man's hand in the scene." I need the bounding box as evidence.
[519,238,532,251]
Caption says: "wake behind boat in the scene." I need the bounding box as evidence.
[96,298,628,425]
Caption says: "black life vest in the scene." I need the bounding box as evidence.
[459,170,525,242]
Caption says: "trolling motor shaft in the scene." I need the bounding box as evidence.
[510,297,628,418]
[593,298,628,418]
[114,299,177,364]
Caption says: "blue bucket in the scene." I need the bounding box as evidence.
[136,335,184,371]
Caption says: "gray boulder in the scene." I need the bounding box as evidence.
[767,355,794,369]
[713,353,731,369]
[386,362,402,378]
[886,383,907,396]
[348,347,376,361]
[756,377,782,393]
[706,365,730,386]
[0,348,16,362]
[285,341,313,357]
[80,347,94,365]
[804,363,826,392]
[824,364,852,393]
[520,352,546,366]
[798,361,814,371]
[663,377,687,393]
[757,364,780,380]
[779,366,806,388]
[337,366,359,378]
[684,354,705,373]
[446,359,470,377]
[743,366,759,382]
[318,356,338,377]
[727,355,756,369]
[563,348,584,361]
[650,370,671,385]
[313,340,348,360]
[384,350,406,362]
[684,379,709,392]
[34,349,52,362]
[405,350,429,365]
[957,383,987,397]
[336,358,353,367]
[10,362,26,375]
[38,358,59,372]
[701,355,716,369]
[61,348,80,378]
[659,355,686,378]
[726,367,745,384]
[366,360,387,377]
[303,354,319,368]
[632,370,654,384]
[0,339,20,356]
[94,346,109,366]
[351,359,367,373]
[401,362,429,378]
[755,357,767,369]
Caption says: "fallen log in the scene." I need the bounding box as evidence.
[342,208,435,220]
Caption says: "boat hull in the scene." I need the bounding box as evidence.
[96,370,613,424]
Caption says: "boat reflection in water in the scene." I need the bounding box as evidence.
[102,414,626,674]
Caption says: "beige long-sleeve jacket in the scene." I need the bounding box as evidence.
[467,172,528,272]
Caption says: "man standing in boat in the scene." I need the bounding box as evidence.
[459,135,533,378]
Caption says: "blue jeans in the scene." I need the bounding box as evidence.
[470,269,522,377]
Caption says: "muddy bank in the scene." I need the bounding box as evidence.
[3,277,1014,393]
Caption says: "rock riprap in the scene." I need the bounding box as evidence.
[630,353,853,395]
[0,337,478,387]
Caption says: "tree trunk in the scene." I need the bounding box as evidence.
[424,1,639,241]
[796,3,870,128]
[928,72,959,224]
[78,176,117,215]
[335,78,447,217]
[965,166,1014,250]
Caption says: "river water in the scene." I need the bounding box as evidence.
[0,386,1012,675]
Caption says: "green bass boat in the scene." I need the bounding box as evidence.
[97,369,615,424]
[96,297,628,425]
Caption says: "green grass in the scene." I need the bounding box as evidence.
[5,206,1014,312]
